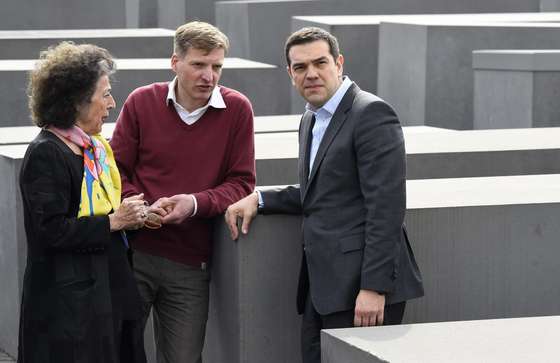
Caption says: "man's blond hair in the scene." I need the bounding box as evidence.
[174,21,229,56]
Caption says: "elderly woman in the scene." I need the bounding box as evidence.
[17,42,148,363]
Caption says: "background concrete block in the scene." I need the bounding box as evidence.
[0,0,128,30]
[0,29,174,60]
[253,127,560,185]
[216,0,542,67]
[541,0,560,11]
[322,316,560,363]
[0,57,288,127]
[290,13,560,113]
[473,50,560,129]
[378,21,560,129]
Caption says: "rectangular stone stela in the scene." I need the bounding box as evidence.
[204,174,560,363]
[0,29,174,59]
[0,57,287,127]
[321,315,560,363]
[290,13,560,113]
[377,21,560,129]
[473,49,560,129]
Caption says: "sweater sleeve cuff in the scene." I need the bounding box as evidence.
[192,191,210,217]
[190,194,198,217]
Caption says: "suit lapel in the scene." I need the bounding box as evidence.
[303,83,360,202]
[299,111,315,196]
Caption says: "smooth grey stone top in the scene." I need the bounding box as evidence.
[0,29,174,39]
[0,115,302,145]
[407,174,560,209]
[323,315,560,362]
[473,49,560,70]
[294,12,560,25]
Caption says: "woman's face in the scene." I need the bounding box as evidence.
[75,75,116,135]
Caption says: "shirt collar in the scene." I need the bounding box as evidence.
[305,76,353,116]
[166,76,226,111]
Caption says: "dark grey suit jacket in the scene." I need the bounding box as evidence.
[261,83,424,315]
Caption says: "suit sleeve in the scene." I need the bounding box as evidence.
[193,96,256,217]
[20,141,111,251]
[110,94,141,198]
[259,185,302,215]
[354,101,406,294]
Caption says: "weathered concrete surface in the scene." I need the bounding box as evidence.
[0,0,128,30]
[322,316,560,363]
[0,57,288,127]
[290,13,560,113]
[202,174,560,363]
[0,146,27,358]
[377,21,560,129]
[254,127,560,185]
[0,29,174,59]
[216,0,542,67]
[473,50,560,129]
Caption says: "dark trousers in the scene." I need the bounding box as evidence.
[301,292,406,363]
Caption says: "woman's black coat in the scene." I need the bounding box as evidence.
[17,130,145,363]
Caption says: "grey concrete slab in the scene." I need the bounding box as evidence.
[0,146,27,358]
[0,115,303,147]
[0,29,174,60]
[0,57,288,127]
[203,174,560,363]
[254,127,560,184]
[3,125,558,184]
[217,0,542,66]
[541,0,560,11]
[377,22,560,129]
[322,315,560,363]
[0,0,128,30]
[4,139,560,359]
[474,50,560,129]
[291,13,560,113]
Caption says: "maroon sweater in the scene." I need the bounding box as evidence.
[110,83,256,267]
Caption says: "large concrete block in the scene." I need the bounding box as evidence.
[0,29,174,60]
[473,50,560,129]
[254,127,560,185]
[0,146,27,358]
[378,21,560,129]
[0,0,128,30]
[216,0,541,67]
[0,57,288,127]
[291,13,560,113]
[203,174,560,363]
[0,115,302,147]
[322,316,560,363]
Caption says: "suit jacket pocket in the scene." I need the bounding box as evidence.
[339,234,364,253]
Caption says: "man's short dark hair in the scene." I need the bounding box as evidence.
[284,27,340,66]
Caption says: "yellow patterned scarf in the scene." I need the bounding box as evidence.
[49,126,121,217]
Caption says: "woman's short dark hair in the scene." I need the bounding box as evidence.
[28,41,116,129]
[284,27,340,67]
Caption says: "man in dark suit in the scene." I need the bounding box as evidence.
[226,26,424,363]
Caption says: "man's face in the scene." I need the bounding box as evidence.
[171,47,225,111]
[287,40,343,108]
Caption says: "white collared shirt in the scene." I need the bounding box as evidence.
[306,76,353,172]
[166,77,226,125]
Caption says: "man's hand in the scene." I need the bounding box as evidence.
[154,194,195,224]
[224,192,259,240]
[354,289,386,327]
